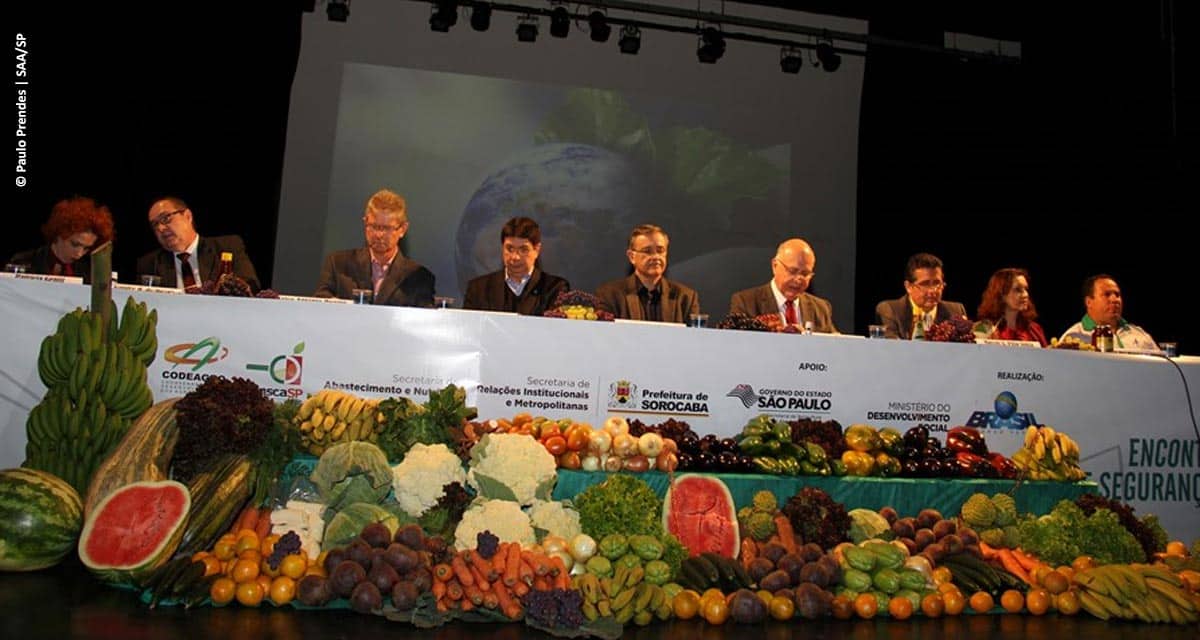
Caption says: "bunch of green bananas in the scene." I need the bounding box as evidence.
[1074,563,1198,624]
[571,567,675,626]
[25,297,158,495]
[1010,425,1086,481]
[294,389,384,455]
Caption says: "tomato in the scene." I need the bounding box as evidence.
[232,558,260,584]
[920,593,944,618]
[831,595,855,620]
[942,590,966,616]
[235,581,264,607]
[269,576,297,606]
[210,577,236,605]
[672,590,701,620]
[968,591,994,613]
[888,596,914,620]
[769,595,795,621]
[1025,589,1051,616]
[853,593,878,619]
[701,597,729,625]
[543,435,568,456]
[539,423,563,441]
[566,427,591,451]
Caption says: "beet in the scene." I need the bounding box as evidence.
[941,534,965,556]
[923,542,946,563]
[361,523,392,549]
[346,539,374,569]
[799,562,831,588]
[892,518,916,540]
[330,560,367,598]
[323,548,347,576]
[914,528,936,550]
[760,542,788,565]
[728,588,768,624]
[391,580,419,610]
[368,558,400,592]
[296,575,332,606]
[799,543,824,563]
[384,543,419,573]
[958,528,979,547]
[748,557,776,583]
[794,582,832,619]
[350,581,383,614]
[776,554,804,582]
[395,524,425,551]
[916,509,943,530]
[406,566,433,593]
[899,537,919,556]
[878,506,899,525]
[932,519,957,540]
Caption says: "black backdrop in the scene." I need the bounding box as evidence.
[11,3,1194,349]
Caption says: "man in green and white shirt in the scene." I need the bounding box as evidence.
[1060,274,1158,351]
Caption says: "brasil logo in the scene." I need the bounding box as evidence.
[246,342,305,386]
[164,337,229,371]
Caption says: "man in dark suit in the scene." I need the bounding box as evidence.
[875,252,967,339]
[595,224,699,323]
[728,238,838,333]
[462,216,568,316]
[137,196,260,292]
[313,189,435,307]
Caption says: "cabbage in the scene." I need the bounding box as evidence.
[848,508,893,543]
[311,441,393,510]
[322,502,410,550]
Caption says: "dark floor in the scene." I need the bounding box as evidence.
[2,560,1195,639]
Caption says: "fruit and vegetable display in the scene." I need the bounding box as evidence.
[542,290,614,321]
[1010,425,1087,481]
[925,317,977,342]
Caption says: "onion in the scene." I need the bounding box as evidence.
[637,432,664,458]
[588,430,612,454]
[623,455,650,472]
[603,455,623,472]
[580,455,601,471]
[541,535,568,555]
[603,416,629,437]
[612,433,638,458]
[656,452,678,472]
[549,549,574,572]
[661,438,678,455]
[568,534,597,562]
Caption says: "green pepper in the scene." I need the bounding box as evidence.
[777,456,801,476]
[815,462,831,476]
[874,452,901,477]
[778,441,807,460]
[764,439,783,455]
[643,560,671,585]
[741,422,771,438]
[877,428,904,456]
[629,534,664,561]
[804,442,827,465]
[737,435,766,455]
[841,450,876,476]
[771,421,792,442]
[598,533,629,560]
[752,456,782,474]
[799,459,820,475]
[830,459,847,476]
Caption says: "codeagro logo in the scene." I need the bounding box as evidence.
[246,342,305,394]
[163,337,229,371]
[607,379,638,408]
[965,390,1037,430]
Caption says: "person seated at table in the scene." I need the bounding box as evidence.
[972,268,1047,346]
[8,196,113,279]
[874,252,967,339]
[1059,274,1157,350]
[595,224,699,323]
[137,196,261,292]
[314,189,435,307]
[728,238,838,333]
[462,216,568,315]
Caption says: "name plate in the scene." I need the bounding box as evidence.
[114,283,185,295]
[277,294,354,305]
[976,338,1042,348]
[0,273,83,285]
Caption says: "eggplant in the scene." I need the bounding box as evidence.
[903,426,930,448]
[946,426,988,456]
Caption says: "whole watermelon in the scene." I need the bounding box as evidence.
[0,467,84,571]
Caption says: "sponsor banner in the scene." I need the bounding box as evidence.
[1,278,1197,539]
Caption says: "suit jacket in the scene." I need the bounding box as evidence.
[8,245,89,280]
[875,295,967,340]
[594,274,699,323]
[462,267,569,316]
[136,235,260,292]
[728,284,838,333]
[314,247,435,308]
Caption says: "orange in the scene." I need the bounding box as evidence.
[1055,566,1075,582]
[260,533,281,557]
[256,574,273,596]
[769,595,795,621]
[968,591,994,613]
[280,554,308,580]
[920,593,945,618]
[235,532,261,555]
[1025,589,1051,615]
[200,555,223,577]
[210,577,236,605]
[755,590,774,609]
[932,566,953,585]
[700,596,729,625]
[937,581,961,595]
[1071,555,1096,573]
[700,588,725,607]
[1054,591,1080,616]
[853,593,878,619]
[831,595,855,620]
[1042,570,1069,595]
[239,549,263,564]
[260,557,281,579]
[235,580,264,607]
[887,596,914,620]
[231,558,260,584]
[999,589,1024,613]
[672,590,701,620]
[269,576,296,606]
[942,590,966,616]
[213,536,237,561]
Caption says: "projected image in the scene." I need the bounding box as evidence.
[328,65,790,313]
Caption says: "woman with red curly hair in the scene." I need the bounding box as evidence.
[8,196,114,278]
[973,267,1047,346]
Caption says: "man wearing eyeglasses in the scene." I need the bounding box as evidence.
[137,196,260,292]
[595,224,699,323]
[875,252,966,340]
[313,189,435,307]
[728,238,838,333]
[462,216,568,315]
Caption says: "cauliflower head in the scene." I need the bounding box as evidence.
[467,433,557,506]
[454,499,536,550]
[391,443,467,517]
[527,499,582,542]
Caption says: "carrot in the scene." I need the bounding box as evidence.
[254,507,272,540]
[493,582,522,619]
[470,550,497,583]
[451,554,475,587]
[503,543,522,587]
[996,548,1032,584]
[436,599,450,613]
[549,556,569,590]
[445,579,463,601]
[1010,548,1041,573]
[433,563,454,583]
[740,539,758,568]
[233,505,258,535]
[511,580,530,597]
[522,550,553,577]
[464,582,485,606]
[492,543,509,576]
[482,590,500,610]
[532,575,551,591]
[459,598,475,612]
[773,515,797,555]
[978,541,1000,560]
[469,563,492,591]
[518,557,535,586]
[432,579,446,600]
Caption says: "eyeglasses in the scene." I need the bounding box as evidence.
[502,244,536,256]
[631,246,668,256]
[364,223,403,234]
[775,261,814,279]
[911,280,946,291]
[149,209,185,229]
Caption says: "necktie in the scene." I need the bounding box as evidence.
[177,252,197,289]
[784,299,798,326]
[913,313,927,340]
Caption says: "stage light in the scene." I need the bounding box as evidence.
[816,41,841,72]
[696,27,725,64]
[549,5,570,38]
[780,46,803,73]
[618,25,641,54]
[429,1,458,33]
[516,15,539,43]
[588,10,611,43]
[470,3,492,31]
[326,0,349,22]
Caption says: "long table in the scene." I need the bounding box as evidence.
[1,277,1197,539]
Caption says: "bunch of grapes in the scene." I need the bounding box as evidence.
[543,290,615,321]
[256,289,281,299]
[715,313,771,332]
[521,588,585,630]
[926,316,976,343]
[266,530,303,570]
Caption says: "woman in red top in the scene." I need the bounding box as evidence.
[973,268,1047,346]
[7,196,114,278]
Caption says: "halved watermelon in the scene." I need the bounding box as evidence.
[0,468,83,571]
[662,474,740,558]
[78,480,190,585]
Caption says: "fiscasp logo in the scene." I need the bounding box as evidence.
[965,390,1037,430]
[246,342,305,386]
[608,379,637,408]
[164,337,229,371]
[726,384,760,408]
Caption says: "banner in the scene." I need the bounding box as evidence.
[3,278,1197,540]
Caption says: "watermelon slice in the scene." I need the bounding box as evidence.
[662,474,740,558]
[78,480,190,585]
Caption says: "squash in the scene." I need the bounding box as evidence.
[83,398,181,515]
